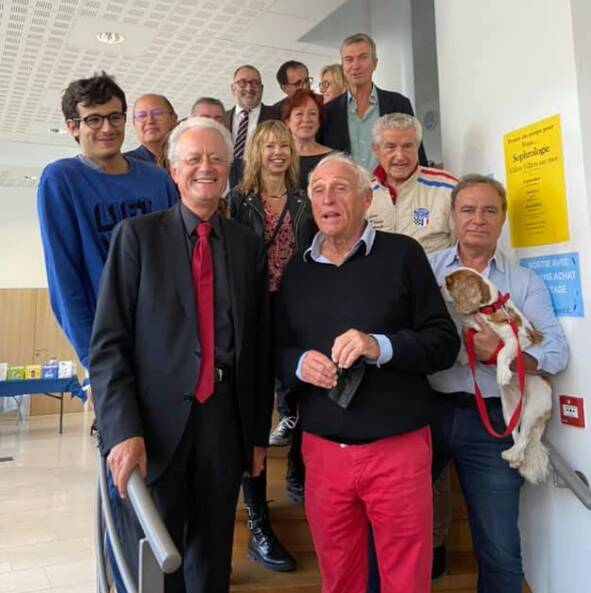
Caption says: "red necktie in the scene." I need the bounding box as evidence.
[192,222,214,403]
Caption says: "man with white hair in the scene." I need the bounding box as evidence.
[274,153,459,593]
[367,113,456,253]
[366,112,457,589]
[90,117,273,593]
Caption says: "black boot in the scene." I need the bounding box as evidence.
[245,502,296,572]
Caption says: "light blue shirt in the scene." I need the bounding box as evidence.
[295,224,393,379]
[428,245,569,398]
[347,85,379,171]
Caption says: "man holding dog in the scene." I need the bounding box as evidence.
[428,174,568,593]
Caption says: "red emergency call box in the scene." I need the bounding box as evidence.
[559,395,586,428]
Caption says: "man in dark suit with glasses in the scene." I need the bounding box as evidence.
[225,64,280,187]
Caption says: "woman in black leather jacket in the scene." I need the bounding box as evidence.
[227,120,316,574]
[229,120,316,280]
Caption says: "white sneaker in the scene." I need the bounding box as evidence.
[268,416,297,447]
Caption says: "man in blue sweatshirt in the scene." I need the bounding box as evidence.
[37,72,177,592]
[38,72,178,376]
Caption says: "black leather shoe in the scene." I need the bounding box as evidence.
[245,502,296,572]
[432,544,446,580]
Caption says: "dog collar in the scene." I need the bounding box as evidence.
[479,291,510,315]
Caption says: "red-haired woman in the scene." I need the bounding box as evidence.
[282,89,333,190]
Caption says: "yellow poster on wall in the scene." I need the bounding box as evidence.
[503,114,569,247]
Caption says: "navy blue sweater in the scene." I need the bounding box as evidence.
[274,231,460,440]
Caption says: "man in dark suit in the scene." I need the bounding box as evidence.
[321,33,427,169]
[90,117,273,593]
[272,60,312,113]
[226,64,279,187]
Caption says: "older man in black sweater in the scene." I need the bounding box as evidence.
[274,153,459,593]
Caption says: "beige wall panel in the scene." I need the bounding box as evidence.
[30,289,85,415]
[0,288,37,364]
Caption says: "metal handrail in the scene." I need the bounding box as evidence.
[97,456,140,593]
[126,470,182,573]
[545,438,591,510]
[95,453,182,593]
[94,481,110,593]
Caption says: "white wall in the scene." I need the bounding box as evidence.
[435,1,591,591]
[0,141,78,288]
[411,0,442,165]
[369,0,414,100]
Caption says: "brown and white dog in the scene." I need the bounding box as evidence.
[443,267,552,484]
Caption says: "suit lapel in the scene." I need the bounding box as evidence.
[162,204,196,323]
[376,86,388,116]
[225,107,235,133]
[220,218,245,360]
[337,93,352,153]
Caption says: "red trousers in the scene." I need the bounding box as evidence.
[302,427,433,593]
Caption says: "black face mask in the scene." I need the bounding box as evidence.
[327,360,366,409]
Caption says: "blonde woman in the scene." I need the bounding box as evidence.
[230,120,316,291]
[229,120,316,572]
[318,64,347,103]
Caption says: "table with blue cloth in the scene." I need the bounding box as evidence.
[0,377,87,434]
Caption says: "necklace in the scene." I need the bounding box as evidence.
[265,188,287,200]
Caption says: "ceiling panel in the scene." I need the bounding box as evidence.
[0,0,343,149]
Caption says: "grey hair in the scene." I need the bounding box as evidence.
[190,96,225,116]
[167,117,233,167]
[308,152,372,195]
[341,33,378,61]
[451,174,507,212]
[233,64,262,80]
[372,112,422,146]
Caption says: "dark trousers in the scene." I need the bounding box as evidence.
[277,380,305,483]
[367,395,524,593]
[242,469,267,503]
[276,380,296,418]
[117,381,244,593]
[241,427,305,505]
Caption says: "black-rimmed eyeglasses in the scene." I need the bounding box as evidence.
[288,77,313,88]
[71,112,126,129]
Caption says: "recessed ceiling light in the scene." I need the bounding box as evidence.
[24,175,38,181]
[96,32,126,45]
[49,127,67,135]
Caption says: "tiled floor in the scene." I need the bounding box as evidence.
[0,412,96,593]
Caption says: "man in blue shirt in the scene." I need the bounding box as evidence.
[320,33,427,169]
[428,174,568,593]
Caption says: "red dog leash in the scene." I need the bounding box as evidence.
[465,298,526,438]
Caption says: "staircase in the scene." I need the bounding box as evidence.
[231,447,319,592]
[229,446,531,593]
